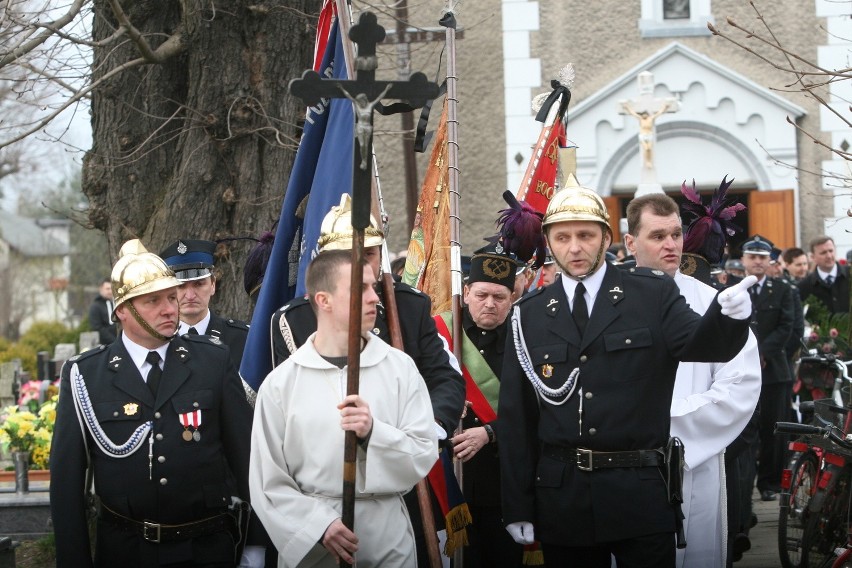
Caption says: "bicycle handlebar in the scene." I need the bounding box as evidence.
[775,416,852,450]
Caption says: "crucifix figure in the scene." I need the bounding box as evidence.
[618,71,679,172]
[288,12,439,564]
[341,84,392,170]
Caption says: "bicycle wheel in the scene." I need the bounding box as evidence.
[780,451,820,568]
[803,464,852,568]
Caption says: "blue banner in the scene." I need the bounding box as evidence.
[240,21,353,391]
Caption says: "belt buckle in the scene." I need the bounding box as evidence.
[576,448,593,471]
[143,521,161,543]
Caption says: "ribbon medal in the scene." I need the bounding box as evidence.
[179,410,202,442]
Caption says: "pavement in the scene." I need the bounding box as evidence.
[734,488,784,568]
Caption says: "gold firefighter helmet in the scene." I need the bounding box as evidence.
[542,185,611,232]
[111,239,182,322]
[317,193,385,251]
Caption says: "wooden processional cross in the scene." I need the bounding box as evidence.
[289,10,439,553]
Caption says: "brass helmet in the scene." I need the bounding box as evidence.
[317,193,385,251]
[111,239,181,321]
[542,185,611,232]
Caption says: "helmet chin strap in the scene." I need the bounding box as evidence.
[127,300,179,343]
[554,232,610,282]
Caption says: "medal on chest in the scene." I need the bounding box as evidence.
[179,410,202,442]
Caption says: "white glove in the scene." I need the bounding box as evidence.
[239,545,266,568]
[506,521,535,545]
[717,274,758,320]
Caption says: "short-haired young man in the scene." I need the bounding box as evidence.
[798,235,850,315]
[249,250,438,567]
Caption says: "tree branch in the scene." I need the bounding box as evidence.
[107,0,184,63]
[0,0,87,69]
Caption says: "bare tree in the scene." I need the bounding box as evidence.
[709,3,852,198]
[0,0,320,319]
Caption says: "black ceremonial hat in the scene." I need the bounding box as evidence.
[468,244,519,292]
[742,235,773,256]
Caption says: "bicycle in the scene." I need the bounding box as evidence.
[777,407,852,568]
[778,353,852,568]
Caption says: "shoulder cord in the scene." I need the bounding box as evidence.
[278,312,298,356]
[510,306,579,406]
[70,363,152,458]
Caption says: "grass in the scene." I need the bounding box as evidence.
[14,534,55,568]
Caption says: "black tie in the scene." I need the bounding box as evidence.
[826,275,834,286]
[749,284,759,300]
[146,351,162,396]
[573,282,589,337]
[187,327,199,335]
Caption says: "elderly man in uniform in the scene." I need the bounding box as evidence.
[624,192,761,568]
[270,194,465,564]
[50,240,263,568]
[160,239,250,370]
[431,245,524,567]
[498,184,754,567]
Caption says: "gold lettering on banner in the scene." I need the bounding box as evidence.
[535,180,554,200]
[546,138,559,164]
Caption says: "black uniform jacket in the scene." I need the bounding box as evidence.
[798,263,850,315]
[271,281,465,436]
[205,310,249,369]
[751,277,794,385]
[459,307,507,508]
[498,264,749,545]
[88,296,117,344]
[50,334,255,568]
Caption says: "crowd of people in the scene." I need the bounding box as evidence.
[50,179,842,568]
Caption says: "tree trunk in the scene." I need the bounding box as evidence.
[83,0,320,320]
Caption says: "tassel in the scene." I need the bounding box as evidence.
[523,541,545,565]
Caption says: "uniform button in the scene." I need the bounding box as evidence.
[589,428,597,436]
[585,391,593,399]
[625,338,632,345]
[154,412,161,419]
[158,456,165,463]
[479,349,485,354]
[481,331,486,336]
[373,327,380,335]
[474,417,480,423]
[113,411,118,417]
[156,433,163,441]
[579,355,588,363]
[544,354,549,360]
[160,478,168,485]
[193,402,199,408]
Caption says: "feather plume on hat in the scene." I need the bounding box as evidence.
[487,190,547,269]
[680,175,745,265]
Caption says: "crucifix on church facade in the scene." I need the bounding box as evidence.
[288,10,439,553]
[618,71,679,182]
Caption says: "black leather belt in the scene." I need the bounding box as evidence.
[99,503,236,543]
[541,443,664,471]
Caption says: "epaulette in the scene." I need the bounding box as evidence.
[183,333,227,349]
[67,344,107,363]
[224,318,250,331]
[624,266,667,278]
[393,281,423,296]
[515,286,546,305]
[278,296,310,314]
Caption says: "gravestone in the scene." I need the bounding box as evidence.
[78,331,100,352]
[0,362,20,409]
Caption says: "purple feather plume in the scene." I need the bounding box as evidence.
[492,191,547,268]
[243,230,275,296]
[680,176,746,265]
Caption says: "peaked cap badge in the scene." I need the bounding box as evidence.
[177,241,188,254]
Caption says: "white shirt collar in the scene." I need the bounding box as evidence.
[817,264,838,281]
[121,334,169,374]
[179,310,211,336]
[560,262,607,315]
